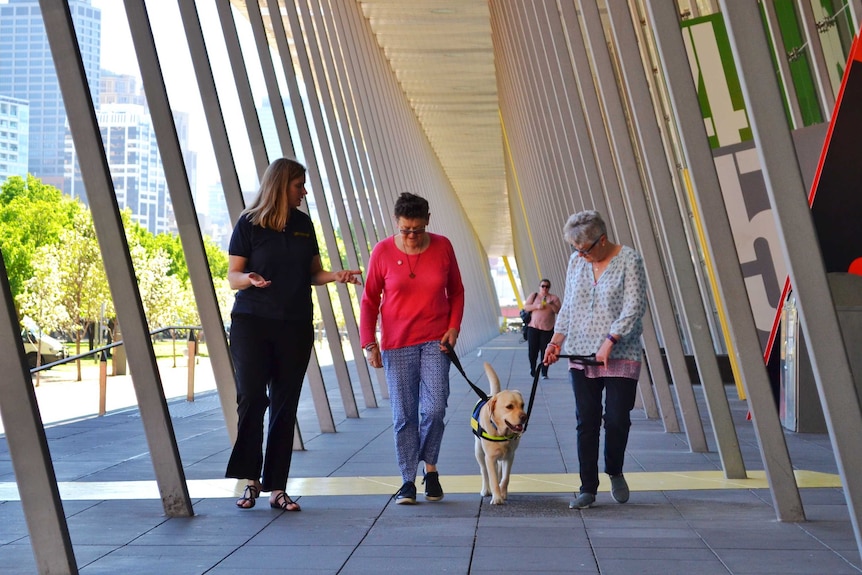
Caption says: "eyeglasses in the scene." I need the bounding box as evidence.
[540,284,550,289]
[399,227,426,237]
[573,236,602,256]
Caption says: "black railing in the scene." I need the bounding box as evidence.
[29,325,203,373]
[29,325,205,415]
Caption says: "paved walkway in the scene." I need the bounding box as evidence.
[0,333,859,574]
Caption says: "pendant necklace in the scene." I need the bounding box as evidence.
[406,251,421,279]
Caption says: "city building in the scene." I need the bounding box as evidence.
[0,0,100,191]
[81,103,174,234]
[0,95,29,184]
[66,71,189,234]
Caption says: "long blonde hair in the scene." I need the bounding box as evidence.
[242,158,306,230]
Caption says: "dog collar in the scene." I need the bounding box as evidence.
[471,399,515,442]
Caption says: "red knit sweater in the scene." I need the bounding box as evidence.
[360,233,465,350]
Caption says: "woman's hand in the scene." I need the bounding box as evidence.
[247,272,271,289]
[334,269,363,284]
[595,337,614,366]
[332,270,362,285]
[439,328,459,351]
[366,346,382,369]
[544,341,561,365]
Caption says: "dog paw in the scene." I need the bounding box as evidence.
[480,488,491,497]
[490,496,506,505]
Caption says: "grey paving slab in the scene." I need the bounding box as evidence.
[594,558,732,575]
[717,549,862,574]
[342,544,473,574]
[1,333,861,574]
[214,543,355,572]
[471,544,600,573]
[77,545,231,574]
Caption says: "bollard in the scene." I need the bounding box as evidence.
[98,351,107,416]
[187,330,196,402]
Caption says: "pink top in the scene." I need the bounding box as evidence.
[360,233,465,350]
[525,291,561,331]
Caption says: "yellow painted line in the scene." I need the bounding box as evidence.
[500,109,541,292]
[0,470,841,501]
[682,168,746,400]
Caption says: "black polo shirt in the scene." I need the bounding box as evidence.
[228,210,319,322]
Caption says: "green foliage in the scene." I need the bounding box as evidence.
[0,175,80,299]
[1,175,232,339]
[204,236,229,280]
[56,209,111,340]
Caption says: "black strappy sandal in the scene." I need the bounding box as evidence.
[270,491,301,512]
[236,484,260,509]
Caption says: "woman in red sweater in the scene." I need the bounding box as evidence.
[360,192,465,504]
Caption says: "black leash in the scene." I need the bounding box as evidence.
[524,354,603,431]
[443,342,605,432]
[442,341,488,401]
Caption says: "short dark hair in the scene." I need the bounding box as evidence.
[393,192,430,220]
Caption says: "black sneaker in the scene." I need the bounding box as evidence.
[423,471,444,501]
[394,481,417,505]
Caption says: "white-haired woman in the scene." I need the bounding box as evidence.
[544,210,647,509]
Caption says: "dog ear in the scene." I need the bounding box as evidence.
[487,396,497,412]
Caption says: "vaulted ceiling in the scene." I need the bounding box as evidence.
[357,0,508,257]
[243,0,509,257]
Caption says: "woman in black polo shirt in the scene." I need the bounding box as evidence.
[226,158,361,511]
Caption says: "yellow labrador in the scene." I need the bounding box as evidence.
[472,362,526,505]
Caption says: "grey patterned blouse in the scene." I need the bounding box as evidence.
[554,245,647,363]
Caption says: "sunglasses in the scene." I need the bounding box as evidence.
[399,227,426,237]
[573,236,602,256]
[540,284,550,288]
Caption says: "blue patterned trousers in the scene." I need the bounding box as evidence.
[382,341,451,482]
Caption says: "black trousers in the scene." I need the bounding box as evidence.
[225,314,313,492]
[570,368,638,495]
[526,326,553,376]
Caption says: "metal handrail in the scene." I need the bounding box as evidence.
[29,325,203,374]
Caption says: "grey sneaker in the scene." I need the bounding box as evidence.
[568,492,596,509]
[423,471,444,501]
[610,474,630,503]
[394,481,416,505]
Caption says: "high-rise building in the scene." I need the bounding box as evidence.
[100,71,145,107]
[66,72,192,235]
[0,0,101,192]
[83,103,173,234]
[0,95,29,184]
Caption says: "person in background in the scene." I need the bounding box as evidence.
[226,158,362,512]
[544,210,647,509]
[524,279,561,379]
[360,192,465,504]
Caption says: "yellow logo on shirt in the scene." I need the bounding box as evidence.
[293,231,311,238]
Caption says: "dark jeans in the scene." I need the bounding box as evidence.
[527,326,553,376]
[225,314,313,492]
[570,368,638,495]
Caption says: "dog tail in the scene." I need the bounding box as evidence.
[483,362,500,395]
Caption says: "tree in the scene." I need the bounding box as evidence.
[0,175,79,300]
[129,243,183,330]
[56,210,111,381]
[17,247,69,386]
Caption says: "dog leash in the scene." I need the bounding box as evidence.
[524,354,604,431]
[442,341,489,401]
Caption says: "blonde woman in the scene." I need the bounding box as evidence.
[226,158,361,511]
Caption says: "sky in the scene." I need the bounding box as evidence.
[92,0,265,202]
